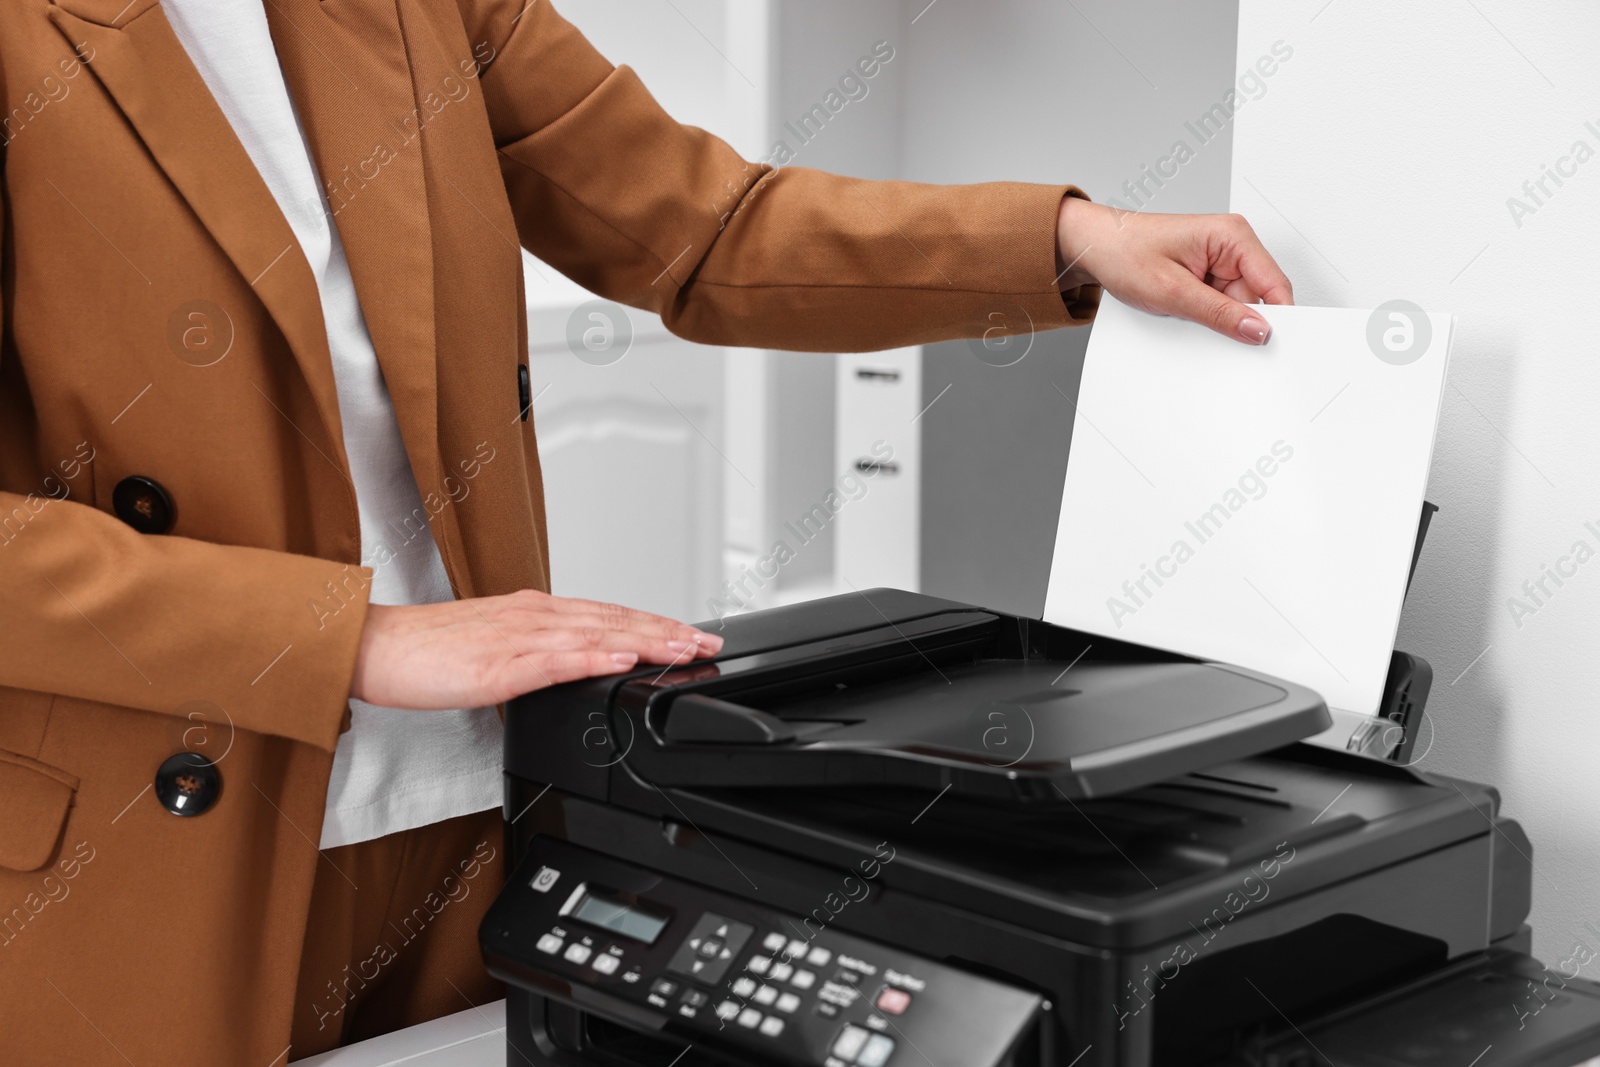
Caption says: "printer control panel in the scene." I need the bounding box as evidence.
[482,838,1042,1067]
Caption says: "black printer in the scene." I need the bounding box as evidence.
[480,589,1600,1067]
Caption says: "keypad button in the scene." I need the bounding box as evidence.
[732,977,757,998]
[682,989,709,1008]
[592,953,621,975]
[791,969,816,990]
[737,1008,762,1029]
[759,1016,786,1037]
[807,947,832,967]
[666,914,754,986]
[762,932,788,952]
[785,939,808,960]
[770,962,794,982]
[563,944,593,964]
[651,978,679,998]
[748,956,772,975]
[776,992,801,1014]
[832,1025,871,1060]
[536,933,563,955]
[875,987,911,1015]
[716,1000,741,1021]
[753,985,778,1006]
[857,1034,896,1067]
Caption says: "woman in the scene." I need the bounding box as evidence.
[0,0,1291,1061]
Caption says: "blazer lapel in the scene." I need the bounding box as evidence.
[261,0,444,509]
[46,0,349,467]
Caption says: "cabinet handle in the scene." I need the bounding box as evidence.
[854,459,901,476]
[855,368,901,382]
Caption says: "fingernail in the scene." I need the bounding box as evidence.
[666,639,693,653]
[1239,316,1271,345]
[694,632,725,652]
[610,652,638,666]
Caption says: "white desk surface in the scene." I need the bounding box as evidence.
[295,1000,506,1067]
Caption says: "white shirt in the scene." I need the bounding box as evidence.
[163,0,503,848]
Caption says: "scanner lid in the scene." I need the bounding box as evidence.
[609,590,1332,801]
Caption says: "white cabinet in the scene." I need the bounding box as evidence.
[835,350,922,593]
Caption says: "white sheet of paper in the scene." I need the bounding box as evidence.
[1043,296,1453,716]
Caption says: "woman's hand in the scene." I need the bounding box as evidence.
[350,590,723,709]
[1056,197,1294,345]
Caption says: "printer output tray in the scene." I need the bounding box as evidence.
[587,590,1332,801]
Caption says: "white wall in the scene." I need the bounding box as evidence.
[1234,0,1600,963]
[897,0,1237,208]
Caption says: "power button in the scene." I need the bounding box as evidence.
[531,866,561,893]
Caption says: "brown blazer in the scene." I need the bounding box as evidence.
[0,0,1097,1061]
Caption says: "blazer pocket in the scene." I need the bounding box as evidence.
[0,749,79,872]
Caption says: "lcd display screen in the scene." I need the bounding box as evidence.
[569,888,669,944]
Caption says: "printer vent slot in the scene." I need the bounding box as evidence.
[1184,770,1280,794]
[1148,782,1293,813]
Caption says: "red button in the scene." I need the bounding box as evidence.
[875,987,911,1015]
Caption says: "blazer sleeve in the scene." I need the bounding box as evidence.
[0,507,370,754]
[461,0,1100,353]
[0,198,369,753]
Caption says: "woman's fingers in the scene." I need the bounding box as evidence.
[1160,267,1274,345]
[507,591,723,652]
[490,624,707,662]
[507,649,642,693]
[1226,218,1295,306]
[502,608,719,657]
[1211,274,1262,305]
